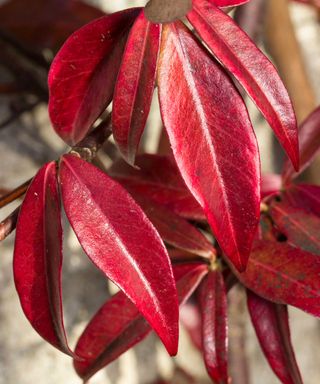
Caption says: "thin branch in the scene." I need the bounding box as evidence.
[0,179,31,209]
[0,206,20,241]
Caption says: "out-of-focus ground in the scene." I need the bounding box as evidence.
[0,1,319,383]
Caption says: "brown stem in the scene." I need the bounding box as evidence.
[0,206,20,241]
[265,0,316,123]
[0,179,32,209]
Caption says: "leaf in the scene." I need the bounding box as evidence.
[74,262,208,381]
[261,173,282,199]
[198,270,229,383]
[0,0,104,53]
[284,184,320,217]
[247,290,303,384]
[188,0,299,170]
[48,9,140,145]
[236,240,320,318]
[282,105,320,183]
[270,200,320,255]
[109,154,205,221]
[157,21,260,272]
[208,0,250,6]
[180,303,202,351]
[13,162,72,356]
[59,154,179,355]
[112,11,161,164]
[132,194,215,258]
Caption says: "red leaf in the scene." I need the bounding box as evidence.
[247,290,303,384]
[236,240,320,318]
[208,0,250,6]
[74,262,207,381]
[284,184,320,217]
[132,194,215,258]
[59,154,179,355]
[282,106,320,183]
[157,21,260,272]
[198,270,229,383]
[13,162,72,356]
[270,200,320,255]
[48,9,140,145]
[112,11,161,164]
[109,154,205,221]
[261,173,282,199]
[188,0,299,170]
[180,303,202,351]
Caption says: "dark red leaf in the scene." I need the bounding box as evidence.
[13,162,72,356]
[284,184,320,217]
[59,154,178,355]
[157,21,260,272]
[282,106,320,183]
[180,303,202,351]
[112,11,161,164]
[208,0,250,6]
[198,270,229,383]
[132,194,215,258]
[48,9,140,145]
[270,200,320,255]
[247,290,303,384]
[261,173,282,199]
[188,0,299,170]
[74,262,208,381]
[0,0,104,53]
[109,154,205,221]
[236,240,320,318]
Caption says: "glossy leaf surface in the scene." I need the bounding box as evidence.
[109,154,205,220]
[158,21,260,271]
[48,9,139,145]
[74,263,207,381]
[270,200,320,255]
[60,155,178,355]
[198,270,228,383]
[237,240,320,318]
[283,106,320,183]
[132,194,215,258]
[284,184,320,217]
[247,290,303,384]
[113,12,160,164]
[209,0,250,6]
[188,0,299,169]
[14,162,72,355]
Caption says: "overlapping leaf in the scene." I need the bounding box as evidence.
[209,0,250,6]
[198,270,229,383]
[284,184,320,217]
[261,174,282,199]
[237,240,320,318]
[48,9,140,145]
[13,162,72,356]
[59,154,179,355]
[247,290,303,384]
[74,263,208,381]
[109,154,205,221]
[112,11,161,164]
[283,105,320,183]
[157,21,260,271]
[270,200,320,255]
[188,0,299,170]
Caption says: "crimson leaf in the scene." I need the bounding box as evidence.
[284,184,320,217]
[48,9,139,145]
[247,290,303,384]
[157,21,260,272]
[59,154,179,355]
[188,0,299,170]
[112,11,161,164]
[14,162,72,356]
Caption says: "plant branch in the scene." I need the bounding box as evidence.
[0,206,20,241]
[0,179,32,209]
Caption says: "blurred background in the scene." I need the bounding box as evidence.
[0,0,319,383]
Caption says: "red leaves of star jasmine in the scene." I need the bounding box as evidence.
[157,21,260,272]
[247,290,303,384]
[198,270,229,383]
[237,240,320,318]
[112,12,161,164]
[188,0,299,170]
[74,263,208,381]
[284,184,320,217]
[59,154,179,355]
[209,0,250,6]
[48,9,140,145]
[13,162,72,356]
